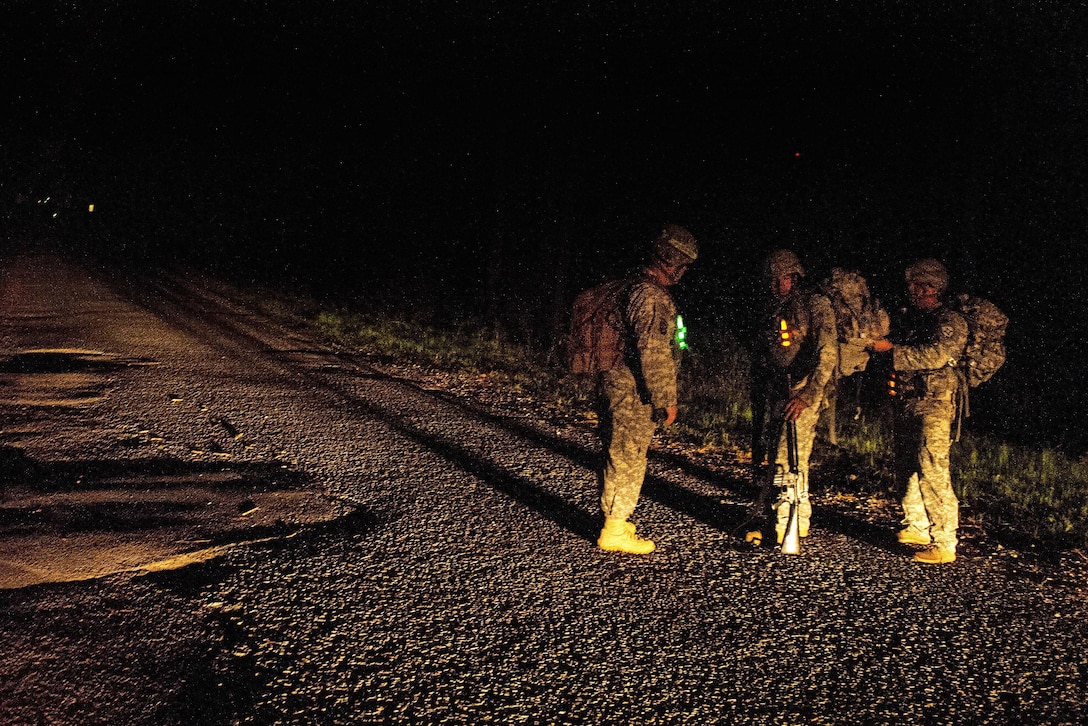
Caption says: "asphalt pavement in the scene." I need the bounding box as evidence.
[1,247,1086,725]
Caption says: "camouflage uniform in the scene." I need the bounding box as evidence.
[598,276,679,521]
[752,286,838,537]
[892,304,968,552]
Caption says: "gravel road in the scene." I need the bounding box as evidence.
[1,248,1086,725]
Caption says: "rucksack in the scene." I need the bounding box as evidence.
[951,293,1008,387]
[562,279,631,375]
[819,268,891,378]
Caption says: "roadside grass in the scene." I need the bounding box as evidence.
[256,290,1088,551]
[953,437,1088,547]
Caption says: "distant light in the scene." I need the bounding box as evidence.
[794,152,801,158]
[88,204,95,213]
[52,212,58,218]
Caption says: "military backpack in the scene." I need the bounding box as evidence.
[951,293,1008,387]
[562,279,631,375]
[819,268,891,378]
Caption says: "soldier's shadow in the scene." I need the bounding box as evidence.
[355,368,904,552]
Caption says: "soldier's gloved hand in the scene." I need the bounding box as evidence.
[784,396,808,422]
[869,337,894,354]
[652,406,678,427]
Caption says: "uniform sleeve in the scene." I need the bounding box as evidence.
[627,281,678,410]
[798,293,838,407]
[894,308,968,372]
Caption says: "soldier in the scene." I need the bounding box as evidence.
[747,249,838,547]
[597,224,697,554]
[869,258,967,564]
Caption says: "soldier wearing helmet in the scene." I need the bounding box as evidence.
[651,223,699,285]
[747,249,838,548]
[597,223,697,554]
[869,258,967,564]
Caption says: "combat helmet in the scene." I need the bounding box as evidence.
[652,224,698,266]
[904,258,949,293]
[764,249,805,279]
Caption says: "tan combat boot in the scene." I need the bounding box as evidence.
[913,547,956,564]
[897,527,932,545]
[598,517,655,554]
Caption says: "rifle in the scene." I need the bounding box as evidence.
[780,416,802,554]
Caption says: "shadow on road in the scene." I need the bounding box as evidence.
[334,366,898,551]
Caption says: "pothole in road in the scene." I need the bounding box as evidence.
[0,349,160,407]
[0,348,159,374]
[0,456,352,590]
[0,488,353,590]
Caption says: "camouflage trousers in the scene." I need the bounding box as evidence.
[895,400,958,551]
[767,396,821,532]
[597,369,659,522]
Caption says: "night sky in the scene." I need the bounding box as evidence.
[4,2,1087,449]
